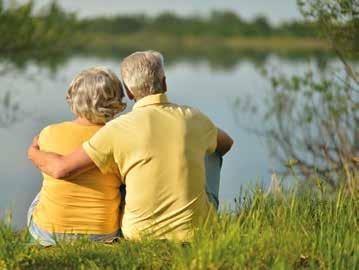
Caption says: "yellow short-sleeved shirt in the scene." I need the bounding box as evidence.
[33,122,122,234]
[83,94,218,241]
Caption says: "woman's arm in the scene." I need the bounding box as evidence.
[28,136,96,179]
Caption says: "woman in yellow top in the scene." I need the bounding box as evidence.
[27,67,126,246]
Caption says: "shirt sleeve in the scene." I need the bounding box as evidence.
[82,124,117,174]
[198,112,218,154]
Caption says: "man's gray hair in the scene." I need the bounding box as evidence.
[120,51,166,98]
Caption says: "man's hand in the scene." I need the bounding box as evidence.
[27,135,41,165]
[216,128,234,156]
[31,135,39,149]
[27,135,96,179]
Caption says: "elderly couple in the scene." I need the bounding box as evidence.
[27,50,233,246]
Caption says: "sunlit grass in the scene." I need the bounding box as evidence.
[1,186,358,269]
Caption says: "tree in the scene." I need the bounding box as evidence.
[0,0,76,56]
[238,0,358,189]
[298,0,359,83]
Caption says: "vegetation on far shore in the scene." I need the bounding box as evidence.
[0,0,330,60]
[1,186,358,269]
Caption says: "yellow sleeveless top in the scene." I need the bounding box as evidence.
[33,121,121,234]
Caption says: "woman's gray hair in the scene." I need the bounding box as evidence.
[66,66,126,124]
[120,50,166,98]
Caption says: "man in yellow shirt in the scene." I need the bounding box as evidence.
[28,51,233,241]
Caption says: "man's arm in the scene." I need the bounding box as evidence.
[27,136,95,179]
[216,128,234,156]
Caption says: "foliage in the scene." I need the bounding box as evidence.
[298,0,359,82]
[0,0,323,61]
[0,187,358,269]
[0,1,332,72]
[0,0,76,55]
[263,67,358,189]
[234,0,359,188]
[77,10,320,38]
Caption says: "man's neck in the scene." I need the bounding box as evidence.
[133,92,165,102]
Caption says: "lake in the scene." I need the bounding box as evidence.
[0,53,332,227]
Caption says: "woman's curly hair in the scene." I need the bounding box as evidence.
[66,66,126,124]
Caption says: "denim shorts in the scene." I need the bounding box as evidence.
[27,193,121,247]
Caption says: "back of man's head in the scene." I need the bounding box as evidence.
[120,50,166,99]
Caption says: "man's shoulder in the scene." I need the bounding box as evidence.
[106,112,134,124]
[174,104,211,121]
[106,105,211,125]
[165,102,199,115]
[104,112,141,130]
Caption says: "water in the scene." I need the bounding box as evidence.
[0,54,326,227]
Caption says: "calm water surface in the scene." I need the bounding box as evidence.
[0,55,320,227]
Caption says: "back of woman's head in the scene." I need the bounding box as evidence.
[66,66,126,124]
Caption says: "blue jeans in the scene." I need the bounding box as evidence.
[27,193,120,247]
[27,152,222,246]
[205,152,222,210]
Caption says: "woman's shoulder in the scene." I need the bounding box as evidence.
[38,121,78,143]
[43,121,105,137]
[38,121,102,150]
[40,121,72,134]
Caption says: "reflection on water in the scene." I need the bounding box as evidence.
[0,91,21,128]
[0,53,339,228]
[1,48,335,74]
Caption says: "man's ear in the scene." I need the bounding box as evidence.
[162,77,167,93]
[124,84,135,100]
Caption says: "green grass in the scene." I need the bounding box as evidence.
[1,187,358,270]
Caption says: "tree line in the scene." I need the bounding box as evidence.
[0,1,76,55]
[78,11,319,38]
[0,0,325,56]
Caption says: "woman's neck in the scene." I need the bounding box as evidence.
[73,117,102,126]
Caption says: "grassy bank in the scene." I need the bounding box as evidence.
[0,187,358,269]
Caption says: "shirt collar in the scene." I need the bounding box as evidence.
[133,93,169,110]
